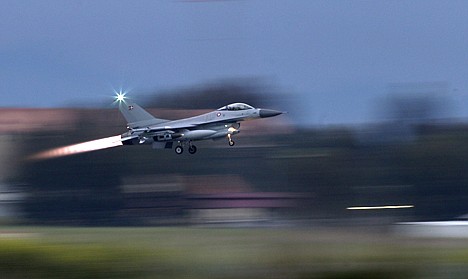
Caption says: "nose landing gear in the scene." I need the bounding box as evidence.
[227,134,235,146]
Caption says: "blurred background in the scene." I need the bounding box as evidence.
[2,1,468,278]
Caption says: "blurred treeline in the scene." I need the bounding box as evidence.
[144,79,283,110]
[10,81,468,225]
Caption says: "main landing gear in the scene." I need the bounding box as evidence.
[175,142,197,155]
[175,145,183,155]
[188,145,197,154]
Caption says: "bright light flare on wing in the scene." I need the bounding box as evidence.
[28,135,123,161]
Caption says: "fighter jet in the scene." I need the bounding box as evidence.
[117,94,283,154]
[27,93,283,161]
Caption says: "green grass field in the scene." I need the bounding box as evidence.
[1,226,468,279]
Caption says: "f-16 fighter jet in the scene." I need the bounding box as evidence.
[117,93,283,154]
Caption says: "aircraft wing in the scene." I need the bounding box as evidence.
[130,118,241,133]
[130,123,198,133]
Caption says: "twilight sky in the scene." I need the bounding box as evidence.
[1,0,468,124]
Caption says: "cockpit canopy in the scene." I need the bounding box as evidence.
[217,103,255,111]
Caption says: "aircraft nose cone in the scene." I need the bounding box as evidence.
[259,109,283,118]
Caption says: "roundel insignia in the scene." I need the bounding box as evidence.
[217,112,221,117]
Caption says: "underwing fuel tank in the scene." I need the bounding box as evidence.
[177,130,217,140]
[210,127,240,139]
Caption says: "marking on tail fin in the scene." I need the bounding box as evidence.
[119,102,169,128]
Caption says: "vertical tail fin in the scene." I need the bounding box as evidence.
[119,103,168,128]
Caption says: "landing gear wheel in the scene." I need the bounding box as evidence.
[188,145,197,154]
[227,134,235,147]
[175,146,183,154]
